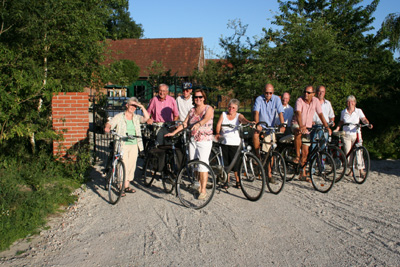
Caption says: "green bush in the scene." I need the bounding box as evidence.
[0,145,91,252]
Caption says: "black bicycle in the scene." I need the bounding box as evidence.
[280,126,336,193]
[209,123,266,201]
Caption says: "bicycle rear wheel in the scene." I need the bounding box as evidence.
[351,146,370,184]
[310,152,336,193]
[143,155,158,187]
[239,153,265,201]
[265,151,286,195]
[176,160,216,209]
[108,160,126,204]
[162,171,176,194]
[328,145,347,183]
[281,146,298,181]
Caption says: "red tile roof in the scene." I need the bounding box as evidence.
[104,38,205,78]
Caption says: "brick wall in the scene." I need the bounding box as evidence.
[52,92,89,158]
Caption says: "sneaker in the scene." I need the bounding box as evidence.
[198,192,207,200]
[268,176,276,184]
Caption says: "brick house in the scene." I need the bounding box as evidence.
[92,37,205,101]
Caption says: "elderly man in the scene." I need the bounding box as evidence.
[292,85,331,181]
[253,83,285,158]
[147,84,179,145]
[176,82,194,121]
[274,92,294,134]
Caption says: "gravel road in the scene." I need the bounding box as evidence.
[1,159,400,266]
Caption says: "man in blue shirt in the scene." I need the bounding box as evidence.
[253,83,285,158]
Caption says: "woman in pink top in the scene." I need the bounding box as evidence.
[166,89,214,200]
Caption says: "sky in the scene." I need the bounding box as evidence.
[129,0,400,58]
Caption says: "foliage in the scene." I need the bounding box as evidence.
[104,0,144,40]
[379,13,400,53]
[0,146,91,251]
[108,59,140,86]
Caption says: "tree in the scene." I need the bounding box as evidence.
[379,13,400,53]
[105,0,144,40]
[108,59,140,87]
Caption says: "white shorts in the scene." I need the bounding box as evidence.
[189,140,213,172]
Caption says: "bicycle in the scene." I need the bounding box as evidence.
[280,125,336,193]
[328,131,347,183]
[142,122,184,193]
[144,121,217,209]
[103,131,141,204]
[257,122,286,194]
[337,123,371,184]
[209,123,266,201]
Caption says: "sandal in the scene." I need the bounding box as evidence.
[299,175,311,183]
[222,183,229,189]
[125,187,136,193]
[293,157,300,164]
[235,181,241,189]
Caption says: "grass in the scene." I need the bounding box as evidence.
[0,146,91,252]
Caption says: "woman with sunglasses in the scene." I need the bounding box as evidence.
[105,97,150,195]
[165,89,214,200]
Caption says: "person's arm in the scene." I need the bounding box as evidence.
[165,114,188,137]
[146,98,155,124]
[215,113,224,140]
[361,117,373,129]
[278,112,285,133]
[296,110,307,134]
[138,103,150,123]
[238,114,254,125]
[318,113,332,135]
[335,120,344,132]
[328,103,335,127]
[172,98,179,121]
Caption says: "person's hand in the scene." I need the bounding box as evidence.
[164,132,174,137]
[327,127,332,136]
[334,126,340,132]
[147,118,154,125]
[368,124,373,129]
[192,122,200,131]
[300,125,308,134]
[279,126,285,133]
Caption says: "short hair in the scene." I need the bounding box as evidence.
[193,89,207,105]
[282,92,290,97]
[127,97,139,105]
[159,84,169,91]
[346,95,357,104]
[228,99,240,109]
[304,85,315,92]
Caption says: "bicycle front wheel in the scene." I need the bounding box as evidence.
[310,152,336,193]
[328,145,347,183]
[351,146,370,184]
[143,155,158,187]
[108,160,126,204]
[239,153,265,201]
[162,172,176,194]
[265,151,286,195]
[281,146,298,181]
[176,160,216,209]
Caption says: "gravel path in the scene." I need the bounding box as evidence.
[1,159,400,266]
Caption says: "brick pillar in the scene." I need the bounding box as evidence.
[52,92,89,158]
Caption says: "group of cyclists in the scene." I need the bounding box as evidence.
[104,82,373,200]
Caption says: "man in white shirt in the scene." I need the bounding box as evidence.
[176,82,194,121]
[274,92,294,134]
[313,85,335,126]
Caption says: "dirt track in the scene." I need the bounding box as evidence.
[1,159,400,266]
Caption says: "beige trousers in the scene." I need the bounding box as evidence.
[121,143,139,182]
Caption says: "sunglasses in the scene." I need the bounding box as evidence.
[194,96,204,99]
[129,104,137,107]
[264,92,273,95]
[304,91,314,94]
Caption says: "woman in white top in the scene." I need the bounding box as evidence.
[215,99,253,189]
[335,95,373,176]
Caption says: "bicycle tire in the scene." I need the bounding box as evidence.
[108,160,126,204]
[281,146,298,181]
[327,145,347,183]
[310,151,336,193]
[351,146,370,184]
[176,160,216,209]
[143,155,158,187]
[265,151,286,195]
[162,153,177,193]
[239,153,266,201]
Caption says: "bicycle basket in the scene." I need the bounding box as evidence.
[240,125,254,140]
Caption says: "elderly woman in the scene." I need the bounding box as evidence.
[335,95,373,176]
[165,89,214,200]
[215,99,253,189]
[105,97,149,195]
